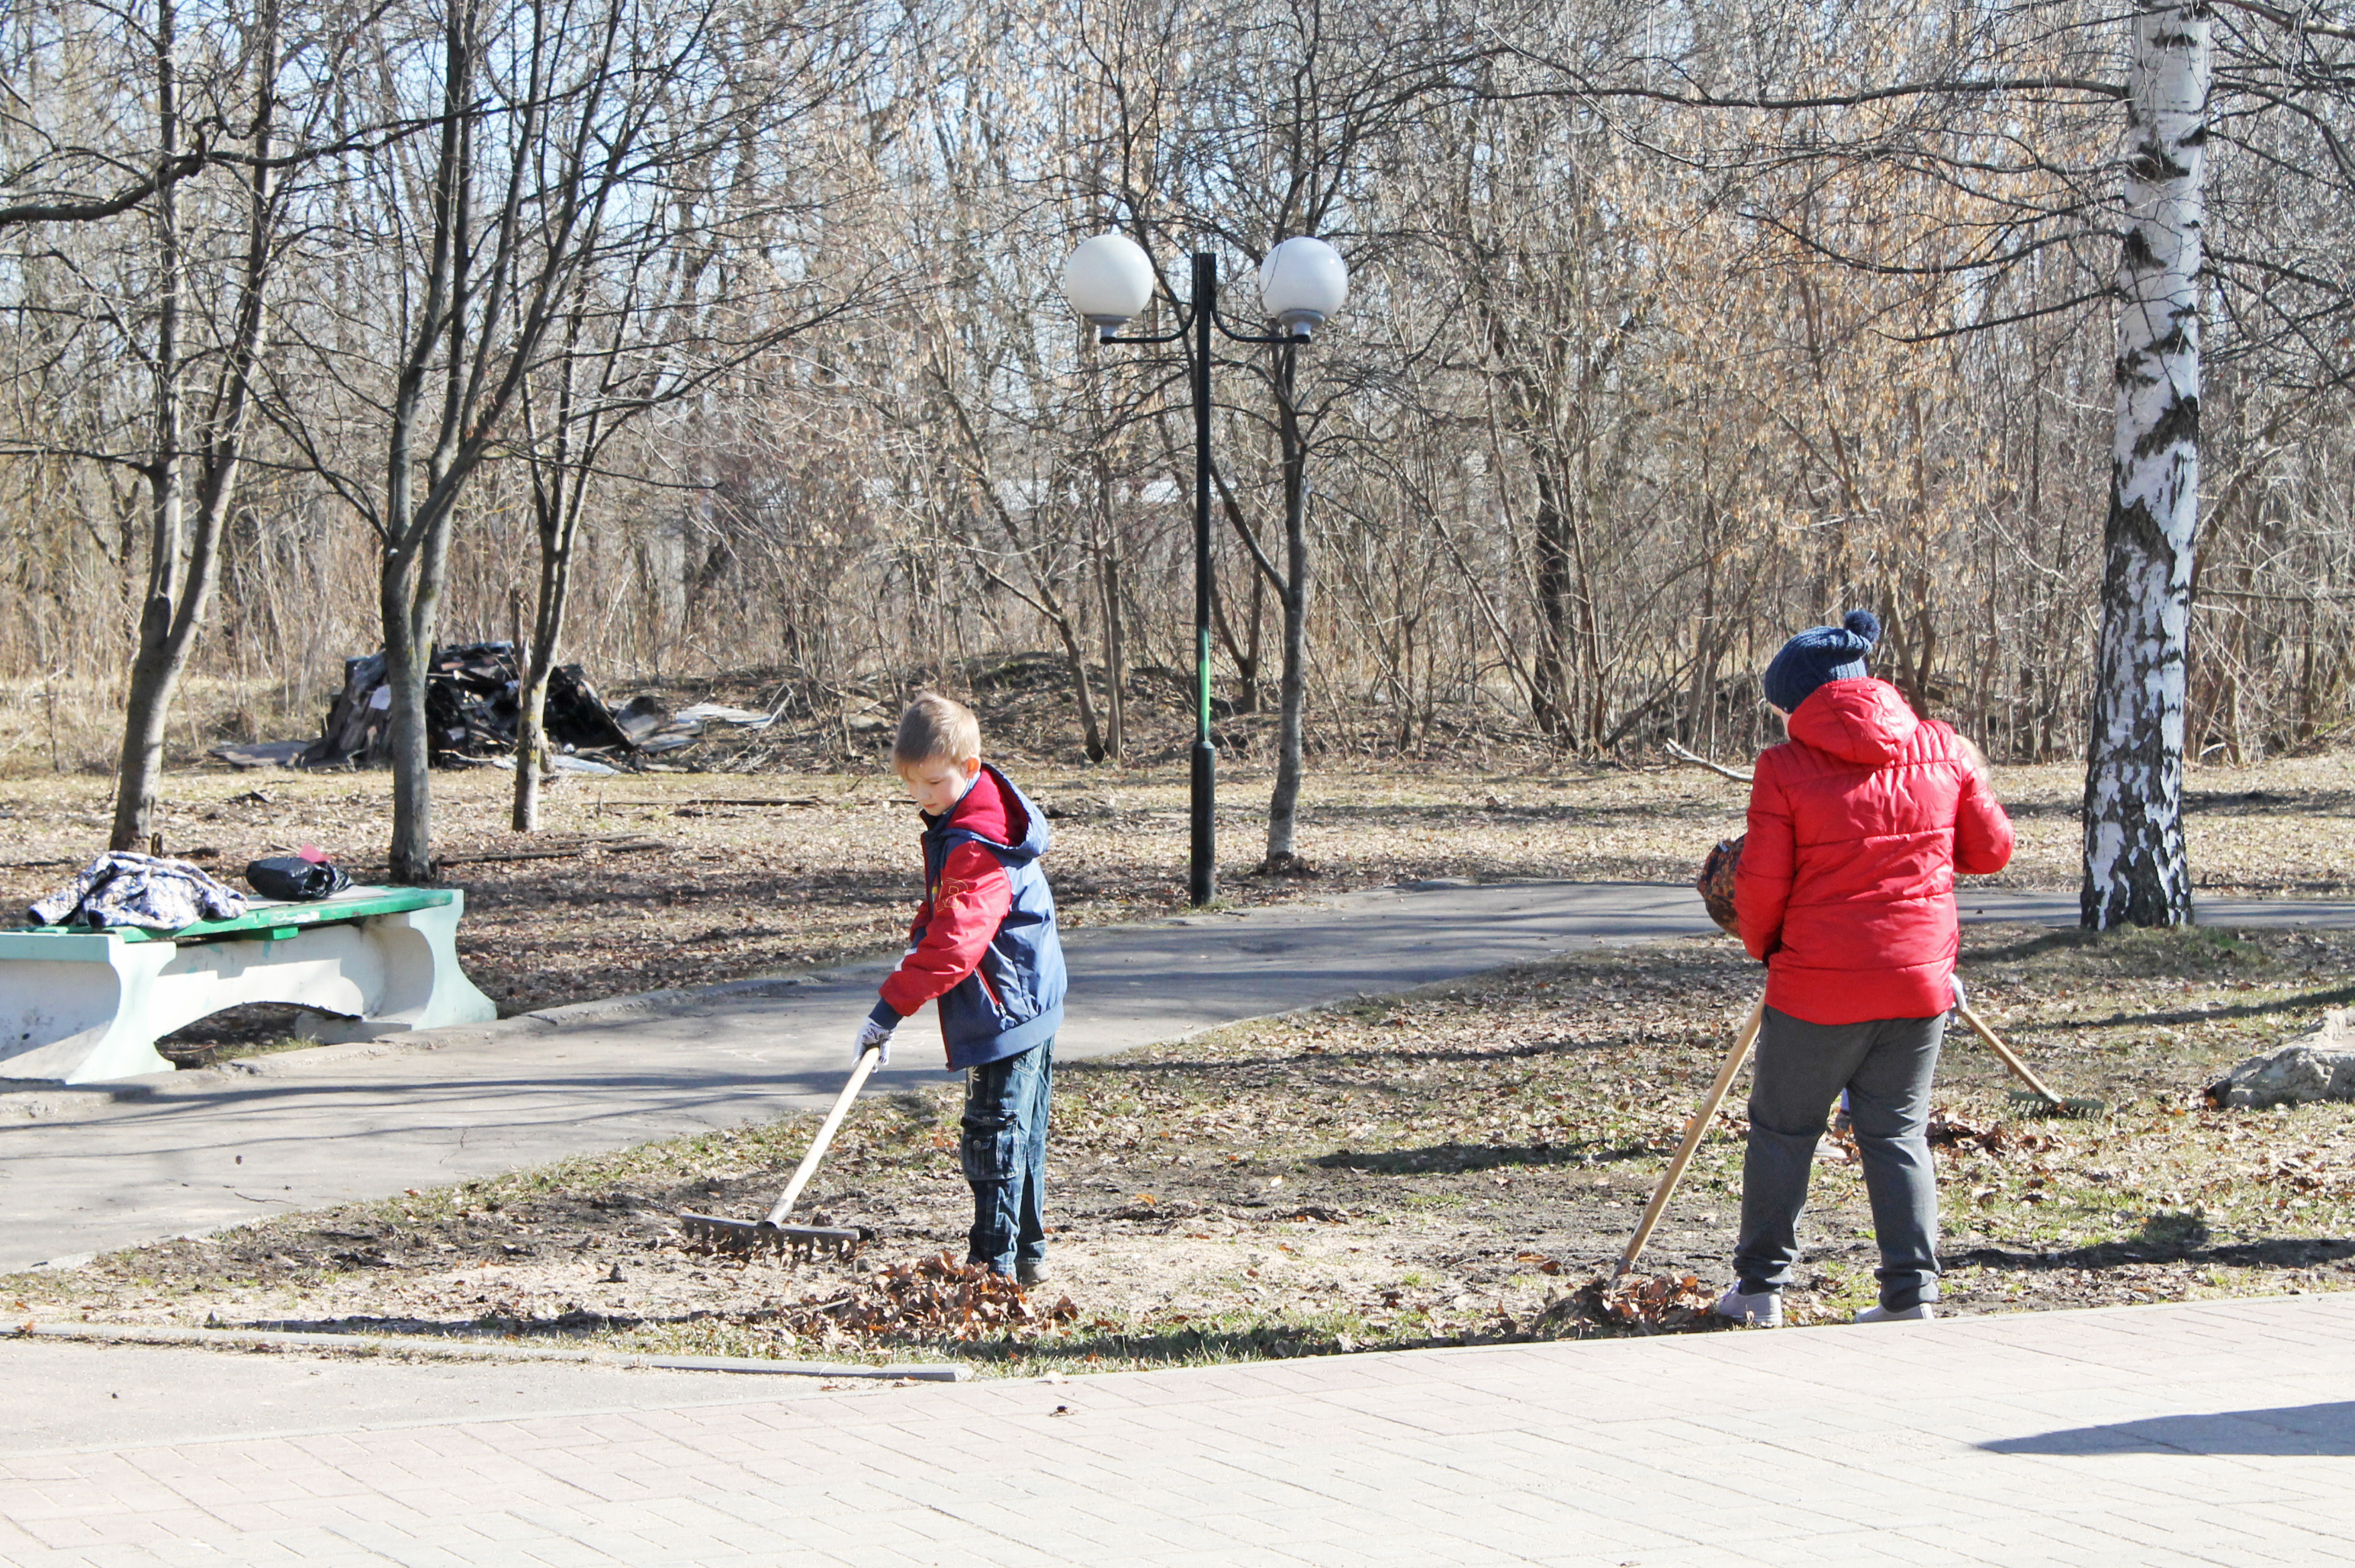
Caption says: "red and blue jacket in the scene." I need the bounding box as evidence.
[866,763,1067,1069]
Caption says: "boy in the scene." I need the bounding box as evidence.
[856,692,1067,1284]
[1718,610,2013,1328]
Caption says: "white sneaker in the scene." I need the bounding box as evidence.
[1714,1287,1782,1327]
[1853,1302,1936,1323]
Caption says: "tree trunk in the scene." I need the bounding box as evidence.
[1262,344,1312,872]
[514,295,593,833]
[111,1,184,851]
[1682,540,1720,747]
[1094,465,1125,761]
[512,515,573,833]
[1569,496,1607,750]
[1052,607,1107,763]
[2081,0,2209,930]
[382,534,439,882]
[1209,464,1269,715]
[381,5,473,885]
[1209,566,1259,717]
[1529,461,1572,739]
[112,0,275,852]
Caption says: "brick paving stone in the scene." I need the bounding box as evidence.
[1120,1544,1328,1554]
[8,1294,2355,1566]
[831,1546,958,1568]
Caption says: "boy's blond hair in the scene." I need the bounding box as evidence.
[893,692,982,771]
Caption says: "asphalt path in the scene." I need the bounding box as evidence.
[5,879,2352,1273]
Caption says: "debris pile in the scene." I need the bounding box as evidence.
[303,643,634,769]
[805,1253,1078,1341]
[205,643,779,772]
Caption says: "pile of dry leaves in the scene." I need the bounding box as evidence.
[1537,1271,1720,1337]
[799,1253,1079,1342]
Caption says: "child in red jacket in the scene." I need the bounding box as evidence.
[857,693,1068,1283]
[1717,611,2013,1327]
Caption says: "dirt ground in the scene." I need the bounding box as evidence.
[6,713,2353,1367]
[4,744,2352,1054]
[10,917,2354,1374]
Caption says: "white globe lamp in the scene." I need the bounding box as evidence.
[1061,233,1158,333]
[1257,236,1348,338]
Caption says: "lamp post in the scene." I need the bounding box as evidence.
[1060,233,1348,906]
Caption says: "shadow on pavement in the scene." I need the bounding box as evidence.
[1984,1401,2355,1456]
[1956,1235,2355,1274]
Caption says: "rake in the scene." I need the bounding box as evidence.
[1613,975,2106,1277]
[1950,977,2106,1118]
[679,1043,882,1259]
[1615,996,1765,1278]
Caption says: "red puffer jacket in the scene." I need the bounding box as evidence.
[1734,678,2013,1024]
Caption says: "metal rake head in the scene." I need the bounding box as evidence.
[678,1211,867,1261]
[2006,1088,2108,1120]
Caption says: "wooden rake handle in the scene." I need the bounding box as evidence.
[1616,996,1765,1278]
[763,1044,885,1227]
[1953,998,2064,1109]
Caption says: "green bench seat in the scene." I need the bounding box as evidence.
[0,886,499,1083]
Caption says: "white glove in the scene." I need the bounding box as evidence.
[855,1016,895,1067]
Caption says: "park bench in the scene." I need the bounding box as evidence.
[0,887,498,1084]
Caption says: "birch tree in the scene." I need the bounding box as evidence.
[2080,2,2211,927]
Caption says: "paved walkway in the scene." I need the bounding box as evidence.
[3,1291,2351,1565]
[8,882,2354,1272]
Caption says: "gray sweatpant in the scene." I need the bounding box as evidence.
[1732,1006,1945,1312]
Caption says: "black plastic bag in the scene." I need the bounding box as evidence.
[245,855,352,901]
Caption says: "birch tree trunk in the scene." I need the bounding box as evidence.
[2080,0,2209,930]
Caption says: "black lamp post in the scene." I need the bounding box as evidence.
[1061,234,1349,906]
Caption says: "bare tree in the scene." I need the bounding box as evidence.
[265,0,859,876]
[504,17,869,829]
[0,0,319,845]
[11,0,2355,927]
[109,0,288,850]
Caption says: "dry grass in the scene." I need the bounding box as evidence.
[5,747,2351,1047]
[7,706,2353,1367]
[8,919,2353,1374]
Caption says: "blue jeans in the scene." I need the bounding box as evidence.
[1733,1007,1945,1311]
[962,1037,1052,1274]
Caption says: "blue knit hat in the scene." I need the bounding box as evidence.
[1762,610,1881,713]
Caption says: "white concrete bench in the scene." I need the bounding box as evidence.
[0,887,499,1083]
